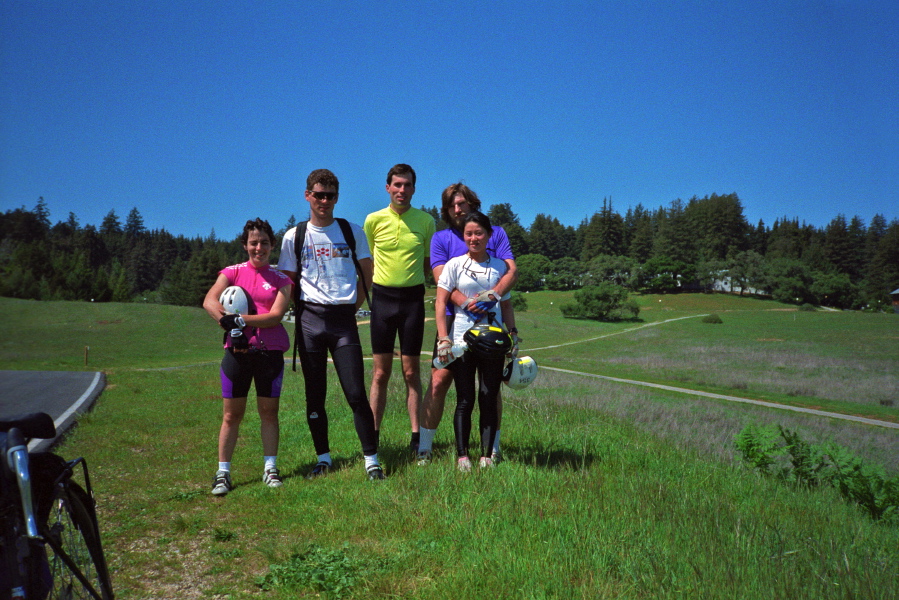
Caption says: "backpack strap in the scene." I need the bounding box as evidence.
[291,221,309,372]
[335,217,371,310]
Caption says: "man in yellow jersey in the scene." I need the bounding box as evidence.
[363,164,436,452]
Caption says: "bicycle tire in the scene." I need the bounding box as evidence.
[41,481,114,600]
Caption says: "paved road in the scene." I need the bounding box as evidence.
[0,371,106,451]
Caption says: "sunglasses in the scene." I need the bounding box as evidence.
[309,191,337,201]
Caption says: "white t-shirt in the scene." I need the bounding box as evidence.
[437,254,511,345]
[279,220,370,305]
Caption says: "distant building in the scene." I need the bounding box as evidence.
[892,288,899,314]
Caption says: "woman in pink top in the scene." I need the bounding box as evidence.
[203,218,292,496]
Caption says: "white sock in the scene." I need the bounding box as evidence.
[364,454,380,470]
[218,462,231,472]
[317,453,332,466]
[264,456,277,471]
[493,430,501,454]
[418,427,437,453]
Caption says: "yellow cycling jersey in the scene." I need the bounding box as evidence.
[363,206,435,287]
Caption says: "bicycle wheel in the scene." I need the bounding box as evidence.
[42,481,114,600]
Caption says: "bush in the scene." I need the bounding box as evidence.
[511,293,528,312]
[560,282,637,321]
[702,313,723,324]
[798,303,817,312]
[735,424,899,524]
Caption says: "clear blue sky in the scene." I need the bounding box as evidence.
[2,1,897,239]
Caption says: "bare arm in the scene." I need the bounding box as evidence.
[356,257,373,310]
[460,258,518,314]
[500,298,515,333]
[203,274,231,322]
[241,285,292,328]
[493,258,518,297]
[435,287,452,338]
[203,274,292,329]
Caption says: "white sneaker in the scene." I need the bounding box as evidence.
[479,456,495,468]
[457,456,472,473]
[263,467,283,488]
[212,470,232,496]
[416,450,432,466]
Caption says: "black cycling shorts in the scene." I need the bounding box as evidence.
[369,283,425,356]
[220,349,285,399]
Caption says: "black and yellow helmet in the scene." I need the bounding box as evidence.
[463,324,512,359]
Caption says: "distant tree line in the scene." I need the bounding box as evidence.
[2,194,898,310]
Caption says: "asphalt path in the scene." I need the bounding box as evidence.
[0,370,106,452]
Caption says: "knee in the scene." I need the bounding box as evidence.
[222,410,245,427]
[371,366,391,386]
[402,365,421,385]
[258,406,279,423]
[433,370,454,395]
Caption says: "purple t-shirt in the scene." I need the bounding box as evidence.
[430,226,515,315]
[430,225,514,269]
[220,262,292,352]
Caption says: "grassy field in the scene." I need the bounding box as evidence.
[5,294,899,599]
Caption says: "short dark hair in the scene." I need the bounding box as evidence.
[306,169,339,192]
[463,211,493,237]
[440,182,482,227]
[386,163,416,186]
[240,218,276,246]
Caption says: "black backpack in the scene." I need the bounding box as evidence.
[290,218,370,370]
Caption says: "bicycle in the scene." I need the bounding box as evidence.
[1,412,114,599]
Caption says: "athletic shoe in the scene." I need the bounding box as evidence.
[306,461,331,480]
[211,470,232,496]
[457,456,472,473]
[367,465,386,480]
[491,450,502,464]
[263,467,283,488]
[416,450,432,466]
[479,456,495,469]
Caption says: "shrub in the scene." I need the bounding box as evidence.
[701,313,723,324]
[799,303,817,312]
[735,424,899,523]
[511,293,528,312]
[560,282,635,320]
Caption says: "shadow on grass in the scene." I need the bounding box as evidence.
[504,441,599,470]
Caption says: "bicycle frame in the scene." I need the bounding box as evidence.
[1,412,113,600]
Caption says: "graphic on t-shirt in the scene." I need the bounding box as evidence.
[332,243,350,258]
[461,256,490,283]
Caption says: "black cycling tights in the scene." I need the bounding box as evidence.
[452,352,504,459]
[300,344,378,456]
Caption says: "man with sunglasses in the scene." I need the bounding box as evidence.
[279,169,384,480]
[363,164,436,453]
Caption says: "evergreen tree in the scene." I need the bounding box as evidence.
[685,193,749,261]
[653,199,695,265]
[823,214,855,276]
[124,207,147,237]
[579,198,625,262]
[626,205,654,263]
[100,209,122,236]
[528,214,571,260]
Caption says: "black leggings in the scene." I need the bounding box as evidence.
[451,351,504,458]
[297,303,378,456]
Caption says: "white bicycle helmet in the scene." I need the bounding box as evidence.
[219,286,251,315]
[503,355,539,390]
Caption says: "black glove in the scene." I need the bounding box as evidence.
[230,329,250,353]
[219,314,246,331]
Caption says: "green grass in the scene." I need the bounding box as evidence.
[6,294,899,599]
